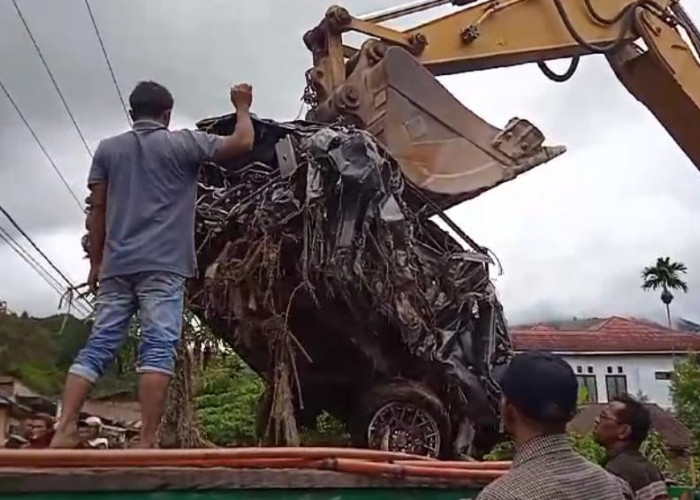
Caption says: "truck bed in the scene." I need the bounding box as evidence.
[0,467,483,498]
[0,452,694,499]
[0,448,490,498]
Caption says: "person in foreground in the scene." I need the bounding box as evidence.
[477,351,633,500]
[50,80,256,449]
[595,394,670,500]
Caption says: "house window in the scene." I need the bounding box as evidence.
[606,375,628,400]
[577,375,598,403]
[655,371,672,381]
[617,366,624,374]
[587,366,594,374]
[607,366,613,374]
[576,366,583,374]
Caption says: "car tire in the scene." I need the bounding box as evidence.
[351,379,452,458]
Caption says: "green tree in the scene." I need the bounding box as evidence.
[0,312,63,395]
[569,432,606,464]
[639,430,671,475]
[193,351,349,448]
[671,355,700,454]
[641,257,689,328]
[36,314,91,369]
[195,352,264,446]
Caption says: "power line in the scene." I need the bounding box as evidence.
[0,77,84,211]
[0,225,64,296]
[0,204,92,313]
[0,225,91,316]
[84,0,131,126]
[11,0,93,158]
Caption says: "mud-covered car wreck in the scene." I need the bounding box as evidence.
[186,114,513,458]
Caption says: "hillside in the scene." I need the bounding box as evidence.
[0,310,134,397]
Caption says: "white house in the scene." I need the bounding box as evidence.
[511,317,700,409]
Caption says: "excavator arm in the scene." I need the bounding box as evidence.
[302,0,700,210]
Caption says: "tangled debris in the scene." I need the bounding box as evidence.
[81,113,513,456]
[188,115,512,456]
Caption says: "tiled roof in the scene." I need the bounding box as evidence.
[569,403,691,451]
[511,316,700,353]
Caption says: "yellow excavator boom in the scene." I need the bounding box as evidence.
[302,0,700,209]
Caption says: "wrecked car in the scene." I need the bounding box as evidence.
[187,114,512,458]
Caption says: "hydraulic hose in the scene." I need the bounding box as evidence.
[0,447,434,468]
[672,1,700,59]
[537,56,580,82]
[584,0,637,25]
[538,0,642,82]
[584,0,668,26]
[0,448,512,482]
[552,0,635,54]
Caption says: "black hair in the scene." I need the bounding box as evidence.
[613,394,651,446]
[33,413,54,428]
[129,81,174,120]
[501,351,578,425]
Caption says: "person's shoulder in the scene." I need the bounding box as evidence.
[612,475,635,499]
[584,457,620,480]
[476,471,532,500]
[606,451,664,492]
[168,128,220,143]
[476,475,512,499]
[103,128,135,142]
[95,130,133,155]
[604,453,627,475]
[168,128,224,162]
[570,456,625,487]
[589,461,634,498]
[168,127,201,138]
[162,128,201,148]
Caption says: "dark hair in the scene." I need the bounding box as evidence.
[501,351,578,425]
[33,413,54,428]
[129,81,174,120]
[614,394,650,445]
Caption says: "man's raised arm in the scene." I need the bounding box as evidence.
[211,84,255,163]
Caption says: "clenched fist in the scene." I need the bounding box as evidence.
[230,83,253,112]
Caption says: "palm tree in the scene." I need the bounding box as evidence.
[641,257,689,328]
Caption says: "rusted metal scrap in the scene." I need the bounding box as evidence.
[188,114,512,458]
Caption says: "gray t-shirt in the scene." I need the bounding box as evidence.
[88,119,223,279]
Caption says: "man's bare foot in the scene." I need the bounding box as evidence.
[49,427,81,449]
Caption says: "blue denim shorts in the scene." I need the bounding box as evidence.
[69,271,185,383]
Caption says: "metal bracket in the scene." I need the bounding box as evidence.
[274,136,298,178]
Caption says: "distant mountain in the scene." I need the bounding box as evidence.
[0,309,131,397]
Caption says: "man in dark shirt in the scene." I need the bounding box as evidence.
[594,394,669,500]
[477,352,632,499]
[51,80,256,449]
[25,414,55,449]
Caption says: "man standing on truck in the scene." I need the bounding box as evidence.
[594,395,670,499]
[51,80,256,449]
[477,352,633,500]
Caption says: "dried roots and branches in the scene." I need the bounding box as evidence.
[190,116,512,447]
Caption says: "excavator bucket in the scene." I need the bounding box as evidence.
[312,44,565,211]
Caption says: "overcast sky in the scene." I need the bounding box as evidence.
[0,0,698,326]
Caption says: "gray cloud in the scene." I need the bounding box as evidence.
[1,0,699,326]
